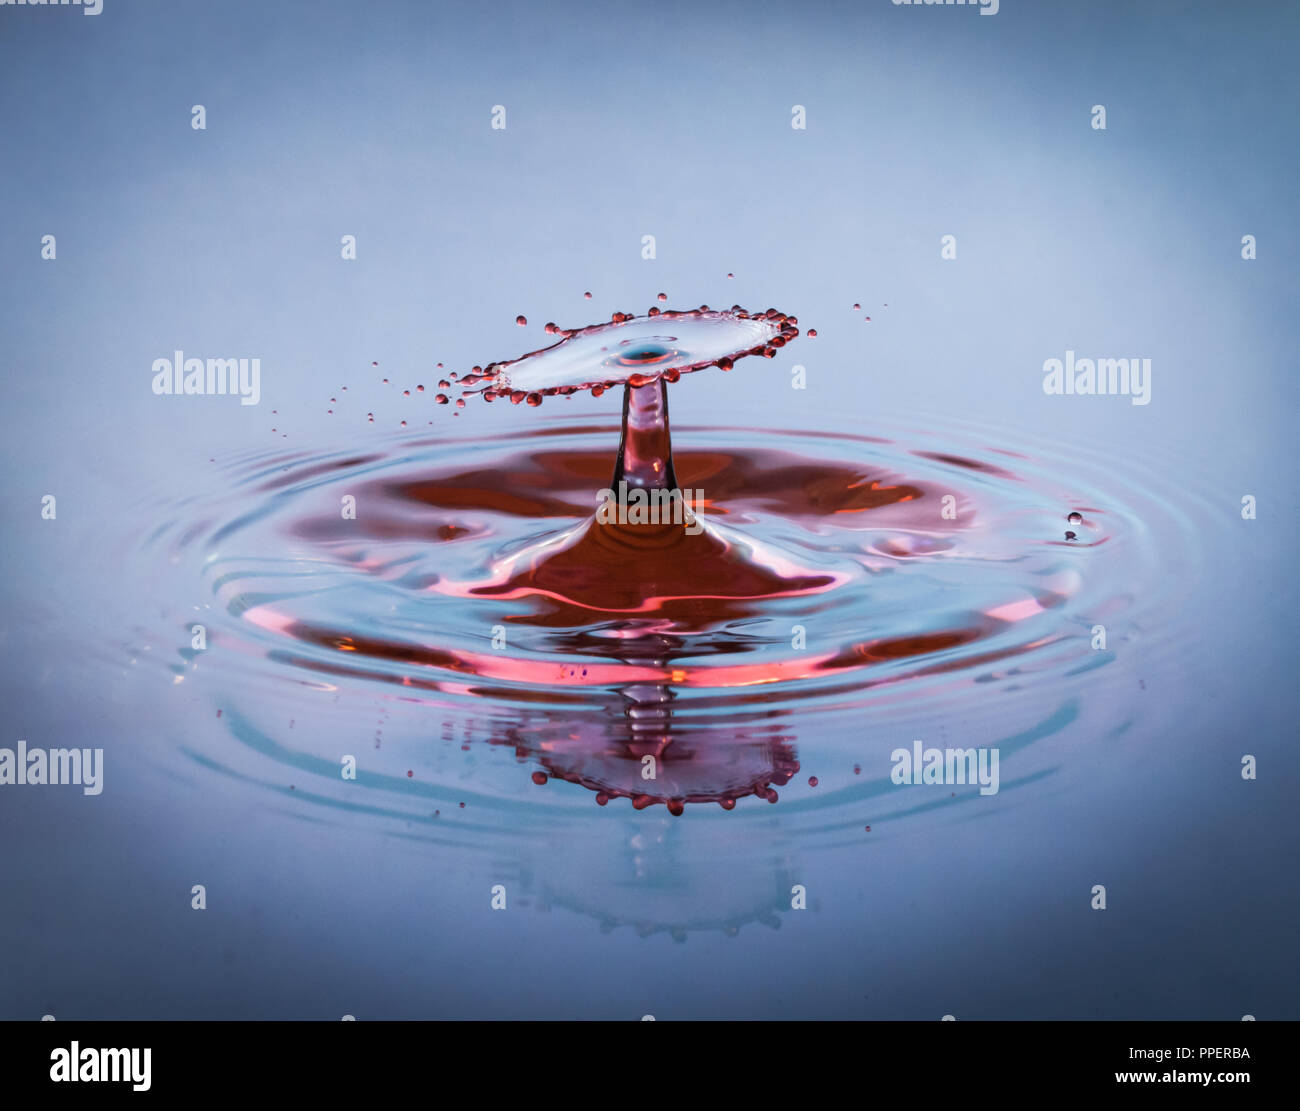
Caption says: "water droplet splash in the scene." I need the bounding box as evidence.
[458,306,797,403]
[123,288,1198,838]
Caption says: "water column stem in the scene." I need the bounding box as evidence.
[611,378,679,492]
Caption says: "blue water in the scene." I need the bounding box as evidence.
[1,0,1297,1020]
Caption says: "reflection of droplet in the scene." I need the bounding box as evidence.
[516,315,527,326]
[1065,530,1077,541]
[1068,511,1083,524]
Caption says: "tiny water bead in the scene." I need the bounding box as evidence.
[516,315,527,326]
[1068,511,1083,524]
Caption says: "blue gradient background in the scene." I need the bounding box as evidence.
[0,0,1296,1019]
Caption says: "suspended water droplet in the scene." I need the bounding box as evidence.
[516,315,527,326]
[1068,511,1083,524]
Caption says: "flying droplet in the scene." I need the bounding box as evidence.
[808,776,819,787]
[808,329,817,337]
[853,303,860,310]
[1068,511,1083,524]
[516,315,527,326]
[531,771,547,785]
[657,292,667,302]
[583,291,593,300]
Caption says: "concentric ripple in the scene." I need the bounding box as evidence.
[113,408,1204,840]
